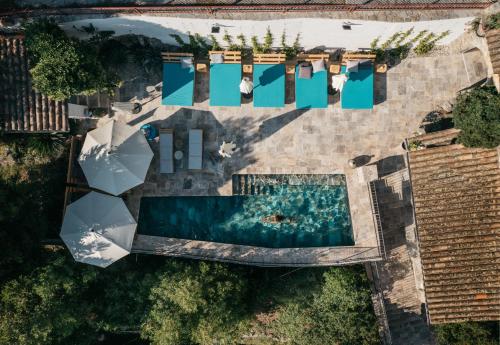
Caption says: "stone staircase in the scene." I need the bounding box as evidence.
[371,168,435,345]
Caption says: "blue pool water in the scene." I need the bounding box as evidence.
[137,174,354,248]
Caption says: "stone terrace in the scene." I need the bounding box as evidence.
[103,33,487,265]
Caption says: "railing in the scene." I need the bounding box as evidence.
[368,180,387,260]
[367,262,393,345]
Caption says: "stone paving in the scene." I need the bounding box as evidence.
[98,30,489,266]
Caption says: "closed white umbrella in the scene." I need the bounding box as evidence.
[239,77,254,94]
[60,191,137,268]
[78,120,154,196]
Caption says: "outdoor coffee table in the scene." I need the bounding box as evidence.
[174,151,184,160]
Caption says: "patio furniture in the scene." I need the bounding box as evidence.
[240,77,254,95]
[331,74,348,93]
[78,120,154,196]
[342,52,377,64]
[329,64,341,74]
[340,61,374,109]
[253,53,286,108]
[188,129,203,170]
[174,150,183,160]
[161,52,195,106]
[196,63,208,73]
[295,53,329,109]
[60,191,137,268]
[209,51,242,106]
[219,141,237,158]
[375,64,388,73]
[140,123,158,142]
[243,64,253,74]
[159,129,174,174]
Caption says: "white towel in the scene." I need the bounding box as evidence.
[331,74,348,92]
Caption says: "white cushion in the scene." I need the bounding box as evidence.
[180,56,193,69]
[210,53,224,64]
[312,59,326,73]
[346,60,359,73]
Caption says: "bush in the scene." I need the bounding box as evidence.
[26,135,65,158]
[483,12,500,31]
[24,19,120,100]
[453,87,500,148]
[433,321,499,345]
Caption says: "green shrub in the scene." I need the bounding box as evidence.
[209,35,221,51]
[251,27,274,54]
[26,135,65,158]
[453,87,500,148]
[222,30,239,51]
[169,32,210,58]
[483,12,500,30]
[433,321,499,345]
[414,30,449,56]
[24,19,120,100]
[281,31,301,59]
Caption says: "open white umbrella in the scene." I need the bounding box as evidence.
[78,120,154,196]
[239,77,254,94]
[60,191,137,268]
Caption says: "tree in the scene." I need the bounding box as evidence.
[0,255,100,345]
[0,145,66,281]
[264,267,379,345]
[24,19,120,100]
[453,87,500,148]
[141,260,249,345]
[433,321,499,345]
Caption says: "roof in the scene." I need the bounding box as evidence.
[408,130,500,324]
[486,28,500,76]
[0,33,69,133]
[486,28,500,92]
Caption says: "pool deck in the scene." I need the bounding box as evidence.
[106,32,488,266]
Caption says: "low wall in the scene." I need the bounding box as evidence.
[132,234,382,266]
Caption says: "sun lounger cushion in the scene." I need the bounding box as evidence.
[210,53,224,64]
[312,59,326,73]
[298,63,312,79]
[210,63,242,106]
[188,129,203,170]
[253,63,285,108]
[295,64,328,109]
[162,63,195,106]
[180,57,193,69]
[159,130,174,174]
[341,63,374,109]
[346,60,359,73]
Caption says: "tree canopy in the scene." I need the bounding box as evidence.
[261,267,380,345]
[453,87,500,148]
[141,261,249,345]
[24,19,120,100]
[433,321,499,345]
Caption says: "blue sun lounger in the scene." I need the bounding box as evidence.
[161,52,195,106]
[209,51,242,107]
[341,61,374,109]
[253,54,286,108]
[295,54,329,109]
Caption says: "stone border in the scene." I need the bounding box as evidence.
[132,234,382,266]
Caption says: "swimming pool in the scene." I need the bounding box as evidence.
[137,174,354,248]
